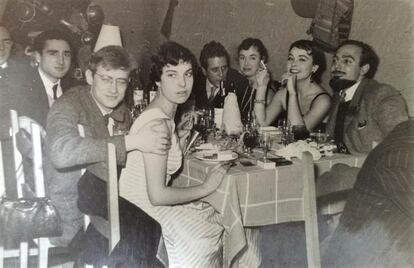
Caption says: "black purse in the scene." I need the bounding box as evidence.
[0,196,63,240]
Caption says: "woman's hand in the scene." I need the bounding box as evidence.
[281,73,297,95]
[176,111,194,150]
[254,63,270,91]
[177,111,194,139]
[204,162,232,191]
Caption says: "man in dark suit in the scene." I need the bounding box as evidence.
[191,41,250,121]
[46,46,169,266]
[0,23,43,124]
[322,119,414,267]
[326,39,408,155]
[29,29,77,125]
[0,24,46,198]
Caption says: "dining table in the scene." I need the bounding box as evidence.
[171,151,366,267]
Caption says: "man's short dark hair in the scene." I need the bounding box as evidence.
[150,41,197,83]
[237,37,269,63]
[199,41,230,70]
[33,29,73,54]
[88,45,136,74]
[336,40,380,79]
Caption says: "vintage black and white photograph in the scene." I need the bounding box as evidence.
[0,0,413,267]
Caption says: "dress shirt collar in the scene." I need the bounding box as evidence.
[38,68,62,106]
[206,78,218,98]
[341,80,361,102]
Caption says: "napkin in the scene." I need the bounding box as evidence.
[222,92,243,135]
[195,143,217,150]
[275,140,321,160]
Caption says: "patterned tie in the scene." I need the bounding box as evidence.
[52,84,58,100]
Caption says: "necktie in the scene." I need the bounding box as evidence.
[52,84,58,100]
[208,86,217,102]
[103,114,111,126]
[339,90,347,103]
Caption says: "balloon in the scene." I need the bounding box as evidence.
[18,3,36,22]
[38,2,53,16]
[86,4,104,25]
[81,31,94,45]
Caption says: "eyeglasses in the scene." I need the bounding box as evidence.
[95,72,129,89]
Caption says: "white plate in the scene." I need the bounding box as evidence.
[193,151,238,163]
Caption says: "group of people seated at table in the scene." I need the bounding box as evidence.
[0,19,412,267]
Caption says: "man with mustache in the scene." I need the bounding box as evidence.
[318,40,408,250]
[326,40,408,154]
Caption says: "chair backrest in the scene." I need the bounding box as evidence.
[0,110,50,268]
[302,151,321,268]
[106,142,120,253]
[78,124,120,256]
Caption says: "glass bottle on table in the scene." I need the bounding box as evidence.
[214,80,226,130]
[243,110,258,154]
[129,71,145,120]
[149,83,158,103]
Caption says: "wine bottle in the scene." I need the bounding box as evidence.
[149,84,157,103]
[214,80,225,129]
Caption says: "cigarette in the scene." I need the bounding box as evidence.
[260,60,267,70]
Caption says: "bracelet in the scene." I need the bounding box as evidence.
[254,99,266,104]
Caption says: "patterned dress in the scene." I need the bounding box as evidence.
[119,108,224,268]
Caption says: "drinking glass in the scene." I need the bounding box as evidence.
[243,129,258,154]
[193,115,208,142]
[260,132,272,161]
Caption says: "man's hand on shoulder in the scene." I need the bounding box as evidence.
[125,119,172,155]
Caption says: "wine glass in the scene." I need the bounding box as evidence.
[193,115,208,142]
[243,130,257,154]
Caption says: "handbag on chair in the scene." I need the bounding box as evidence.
[0,195,63,240]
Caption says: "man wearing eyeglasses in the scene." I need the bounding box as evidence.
[46,46,168,266]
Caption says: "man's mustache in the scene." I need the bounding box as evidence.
[331,71,346,76]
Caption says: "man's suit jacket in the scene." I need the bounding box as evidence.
[192,68,251,114]
[326,78,408,155]
[0,58,49,128]
[45,85,130,246]
[322,119,414,267]
[28,67,79,126]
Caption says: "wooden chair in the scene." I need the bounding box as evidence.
[302,151,321,268]
[78,124,120,267]
[0,110,53,268]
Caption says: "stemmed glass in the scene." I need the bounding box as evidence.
[243,129,258,154]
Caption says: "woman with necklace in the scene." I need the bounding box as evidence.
[254,39,331,134]
[237,37,279,123]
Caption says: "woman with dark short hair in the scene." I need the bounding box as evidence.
[119,41,230,267]
[254,39,331,134]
